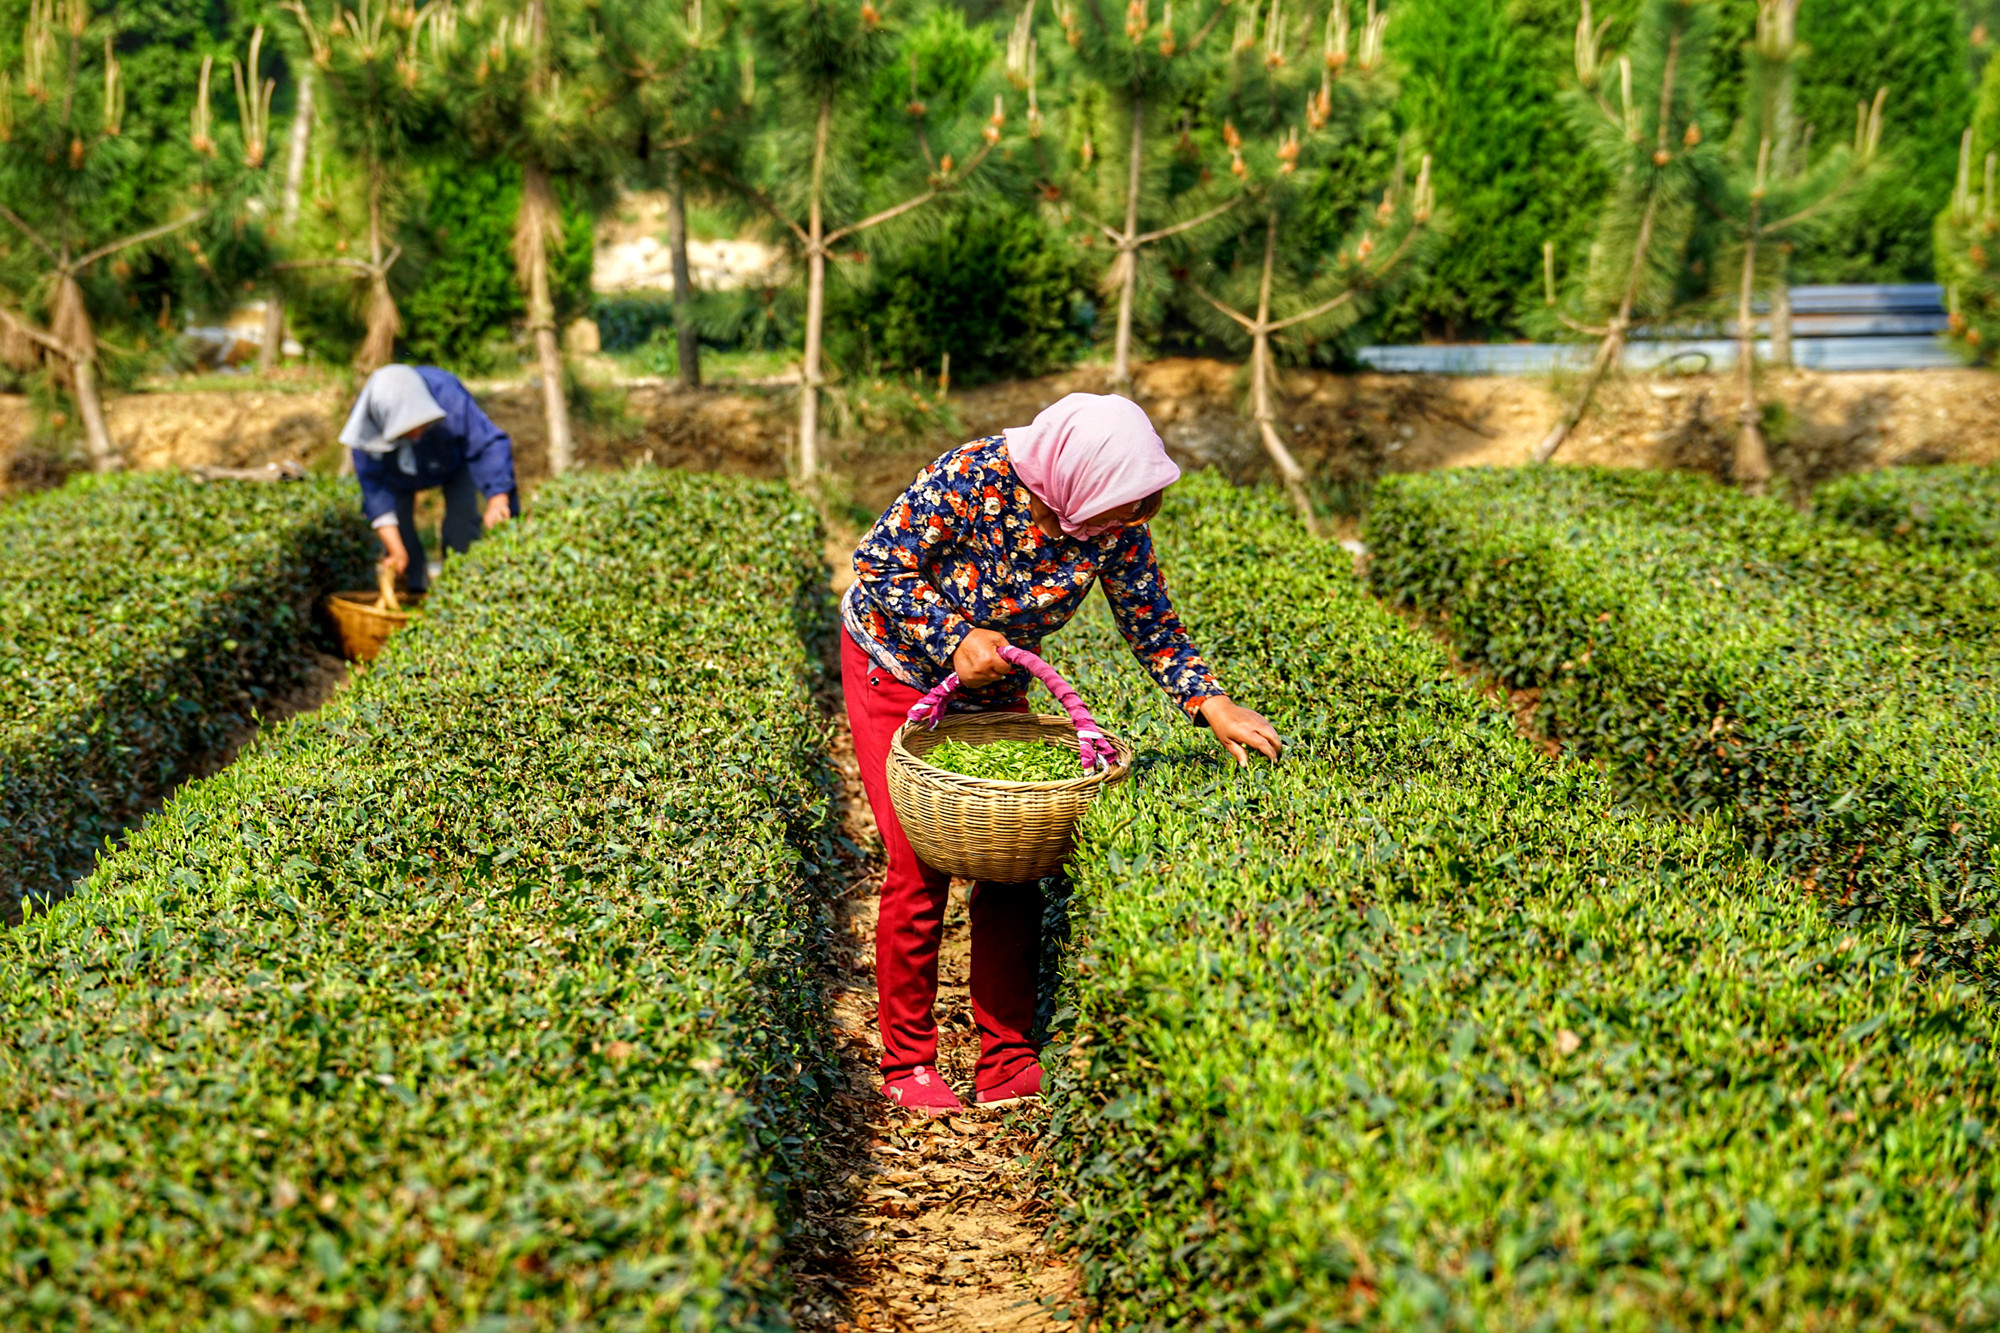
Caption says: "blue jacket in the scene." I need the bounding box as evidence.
[351,367,515,524]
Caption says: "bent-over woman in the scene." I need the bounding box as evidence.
[843,392,1282,1117]
[340,363,518,593]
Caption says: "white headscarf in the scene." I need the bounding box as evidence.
[339,365,445,456]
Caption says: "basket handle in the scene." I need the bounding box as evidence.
[905,643,1120,771]
[375,561,401,613]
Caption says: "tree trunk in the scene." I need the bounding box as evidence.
[797,95,832,480]
[1247,215,1320,537]
[1769,279,1793,368]
[260,69,314,374]
[72,355,116,471]
[1733,232,1773,494]
[1533,189,1660,465]
[1111,91,1144,392]
[51,270,116,470]
[355,166,400,374]
[667,149,700,389]
[518,160,574,474]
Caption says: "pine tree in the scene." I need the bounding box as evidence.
[281,0,444,373]
[258,56,314,373]
[604,0,756,389]
[1708,0,1882,493]
[1533,0,1715,465]
[0,0,250,468]
[1027,0,1241,390]
[1189,0,1430,533]
[433,0,621,474]
[733,0,1007,478]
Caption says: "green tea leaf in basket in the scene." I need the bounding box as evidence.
[927,737,1082,783]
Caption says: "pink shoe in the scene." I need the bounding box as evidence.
[973,1062,1043,1109]
[882,1066,963,1117]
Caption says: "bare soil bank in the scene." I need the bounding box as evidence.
[5,358,1995,509]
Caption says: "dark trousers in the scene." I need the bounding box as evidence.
[840,630,1042,1093]
[394,468,517,593]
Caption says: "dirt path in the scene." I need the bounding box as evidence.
[790,649,1074,1332]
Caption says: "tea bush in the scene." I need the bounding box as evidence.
[0,473,372,916]
[0,470,836,1328]
[1047,475,2000,1327]
[1366,466,2000,993]
[1817,463,2000,555]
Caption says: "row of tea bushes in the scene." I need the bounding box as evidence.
[0,473,373,915]
[1046,475,2000,1327]
[1381,466,2000,642]
[0,471,836,1329]
[1816,462,2000,554]
[1365,467,2000,992]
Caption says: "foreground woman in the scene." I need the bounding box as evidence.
[340,363,519,593]
[843,393,1282,1116]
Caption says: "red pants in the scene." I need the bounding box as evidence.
[841,631,1043,1089]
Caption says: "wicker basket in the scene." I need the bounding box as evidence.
[886,646,1133,882]
[325,586,423,662]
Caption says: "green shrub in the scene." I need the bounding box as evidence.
[398,161,596,373]
[1365,466,2000,994]
[0,470,834,1328]
[1047,474,2000,1326]
[827,203,1087,385]
[0,473,372,918]
[1817,463,2000,553]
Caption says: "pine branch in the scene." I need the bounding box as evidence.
[0,205,58,264]
[1267,226,1421,332]
[1133,195,1240,246]
[1192,283,1256,330]
[823,138,1000,245]
[0,303,66,355]
[700,164,812,247]
[74,211,210,272]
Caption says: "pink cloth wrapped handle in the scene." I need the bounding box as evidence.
[905,644,1121,771]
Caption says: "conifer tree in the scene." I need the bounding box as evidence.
[0,0,249,468]
[1028,0,1241,389]
[433,0,620,473]
[1190,0,1429,533]
[282,0,443,373]
[258,59,315,373]
[1708,0,1882,493]
[1939,126,2000,359]
[733,0,1006,478]
[604,0,755,388]
[1533,0,1713,465]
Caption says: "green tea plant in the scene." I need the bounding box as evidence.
[1367,466,2000,994]
[0,473,371,919]
[928,736,1081,781]
[1046,473,2000,1326]
[1817,463,2000,554]
[0,470,835,1327]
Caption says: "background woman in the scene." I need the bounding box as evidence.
[340,363,519,593]
[843,392,1283,1117]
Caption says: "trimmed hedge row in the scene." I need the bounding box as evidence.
[1365,466,2000,992]
[1046,475,2000,1327]
[1816,463,2000,555]
[0,471,835,1329]
[0,473,373,916]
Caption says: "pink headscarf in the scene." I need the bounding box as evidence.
[1002,393,1181,538]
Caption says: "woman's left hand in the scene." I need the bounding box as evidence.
[1202,697,1282,766]
[483,493,512,529]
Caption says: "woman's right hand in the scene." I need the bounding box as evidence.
[952,628,1014,687]
[377,526,410,577]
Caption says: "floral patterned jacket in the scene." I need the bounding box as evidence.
[841,435,1221,718]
